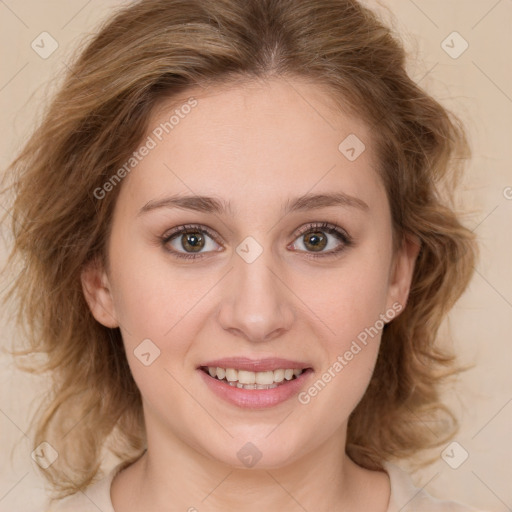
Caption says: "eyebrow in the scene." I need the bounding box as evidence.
[137,191,369,217]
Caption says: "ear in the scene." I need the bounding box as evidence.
[81,257,119,328]
[385,234,421,314]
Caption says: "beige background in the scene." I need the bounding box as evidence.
[0,1,511,510]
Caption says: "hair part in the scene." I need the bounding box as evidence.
[1,0,477,499]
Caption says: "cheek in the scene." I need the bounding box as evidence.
[112,257,202,416]
[296,269,387,433]
[295,254,391,342]
[109,243,210,338]
[292,246,391,405]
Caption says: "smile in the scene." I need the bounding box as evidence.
[198,364,314,408]
[200,366,304,389]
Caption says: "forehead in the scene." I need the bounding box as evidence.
[116,78,385,216]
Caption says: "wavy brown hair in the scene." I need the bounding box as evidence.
[1,0,477,499]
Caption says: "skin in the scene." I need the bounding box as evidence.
[82,77,419,512]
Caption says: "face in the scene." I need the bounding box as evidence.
[82,78,417,470]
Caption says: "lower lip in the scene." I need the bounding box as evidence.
[198,368,314,409]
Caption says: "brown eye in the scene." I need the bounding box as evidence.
[303,231,328,252]
[290,222,353,258]
[180,231,205,252]
[162,224,222,260]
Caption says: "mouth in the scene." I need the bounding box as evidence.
[197,357,314,408]
[199,365,311,390]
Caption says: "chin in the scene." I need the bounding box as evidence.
[203,432,306,471]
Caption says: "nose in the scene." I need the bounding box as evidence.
[216,247,295,343]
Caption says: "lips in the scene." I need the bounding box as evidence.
[197,357,314,408]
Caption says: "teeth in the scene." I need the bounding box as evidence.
[229,381,279,390]
[256,371,274,385]
[256,383,278,389]
[273,369,285,382]
[238,370,256,385]
[205,366,305,386]
[225,368,238,382]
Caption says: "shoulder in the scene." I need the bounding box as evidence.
[44,464,121,512]
[383,461,485,512]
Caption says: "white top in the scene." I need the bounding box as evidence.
[46,460,482,511]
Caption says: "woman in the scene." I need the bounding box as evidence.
[2,0,480,510]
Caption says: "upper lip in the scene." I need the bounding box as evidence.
[199,357,312,372]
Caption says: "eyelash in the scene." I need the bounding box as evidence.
[160,222,354,261]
